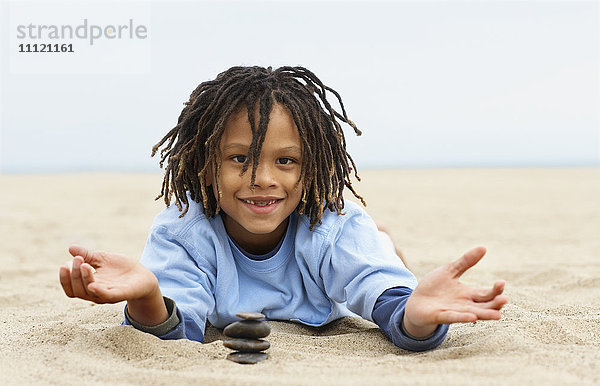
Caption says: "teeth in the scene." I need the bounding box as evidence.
[244,199,278,206]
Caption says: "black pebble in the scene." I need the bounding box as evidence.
[227,352,268,364]
[223,320,271,339]
[236,312,266,320]
[223,338,270,352]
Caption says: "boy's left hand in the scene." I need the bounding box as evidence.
[403,246,507,338]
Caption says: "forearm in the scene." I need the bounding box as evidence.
[123,296,188,340]
[402,312,437,338]
[372,287,449,351]
[126,284,169,326]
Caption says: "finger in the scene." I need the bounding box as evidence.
[470,307,502,321]
[69,244,91,259]
[491,280,505,294]
[448,246,487,279]
[86,283,115,304]
[80,263,97,298]
[59,266,75,298]
[70,256,88,298]
[491,294,508,310]
[472,280,506,303]
[437,310,478,324]
[69,245,101,267]
[471,295,509,311]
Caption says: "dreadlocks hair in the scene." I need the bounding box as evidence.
[151,65,366,229]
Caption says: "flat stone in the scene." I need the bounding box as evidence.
[223,338,270,352]
[224,320,271,339]
[236,312,265,320]
[227,352,268,364]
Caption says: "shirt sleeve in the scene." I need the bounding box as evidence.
[126,224,217,342]
[122,296,186,340]
[318,204,419,322]
[372,286,449,352]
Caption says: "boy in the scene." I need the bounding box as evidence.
[60,66,506,352]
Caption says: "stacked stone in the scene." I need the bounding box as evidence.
[223,312,271,364]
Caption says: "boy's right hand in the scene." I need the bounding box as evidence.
[59,245,159,305]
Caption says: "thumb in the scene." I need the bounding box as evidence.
[448,246,487,278]
[68,244,94,261]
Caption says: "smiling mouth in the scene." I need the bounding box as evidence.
[239,198,282,207]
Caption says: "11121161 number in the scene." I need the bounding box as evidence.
[18,43,75,53]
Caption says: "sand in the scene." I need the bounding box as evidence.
[0,168,598,385]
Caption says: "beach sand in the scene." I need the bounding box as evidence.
[1,168,598,385]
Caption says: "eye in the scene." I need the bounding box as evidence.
[231,155,247,163]
[277,157,295,165]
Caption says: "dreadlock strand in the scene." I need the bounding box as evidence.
[247,91,274,187]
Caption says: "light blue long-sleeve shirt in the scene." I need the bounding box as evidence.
[124,199,448,351]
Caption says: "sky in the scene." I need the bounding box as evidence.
[0,0,598,173]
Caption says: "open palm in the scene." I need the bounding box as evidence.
[404,246,507,337]
[59,245,158,304]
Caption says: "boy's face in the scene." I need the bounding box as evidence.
[212,103,303,254]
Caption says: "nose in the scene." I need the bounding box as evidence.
[251,161,277,189]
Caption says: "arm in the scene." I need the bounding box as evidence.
[136,225,216,341]
[122,296,186,339]
[60,225,216,342]
[316,204,419,322]
[59,245,169,326]
[317,204,506,349]
[373,287,449,351]
[372,247,506,350]
[402,246,507,339]
[318,205,419,321]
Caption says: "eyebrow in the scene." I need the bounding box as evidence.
[222,143,249,152]
[279,146,302,154]
[222,143,302,154]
